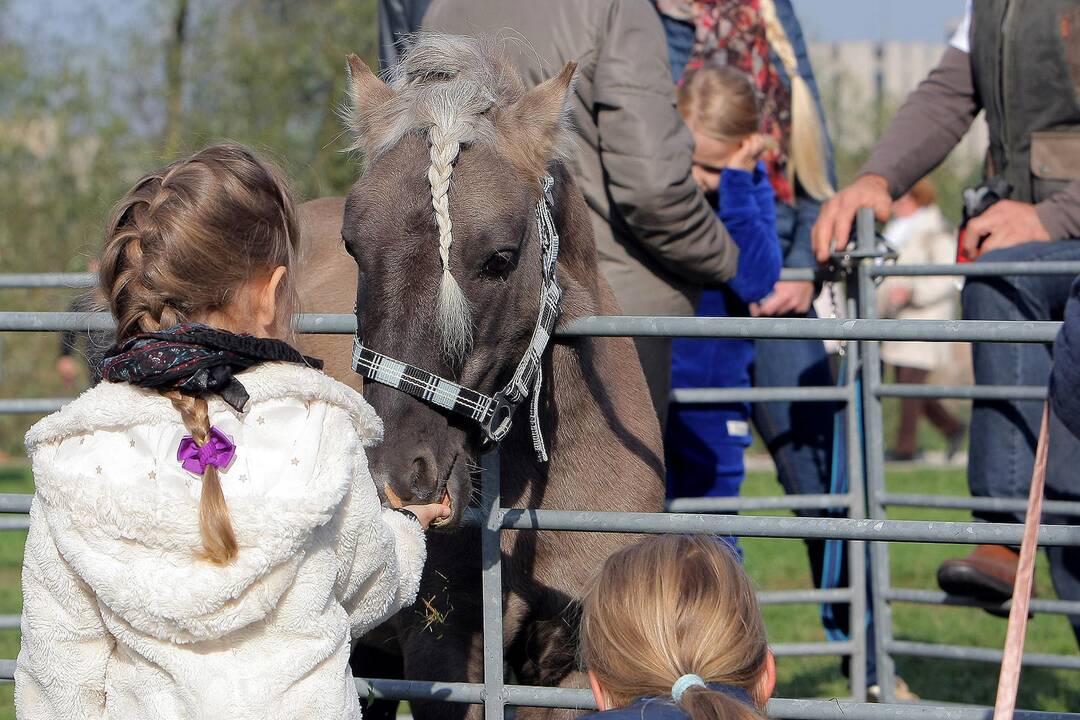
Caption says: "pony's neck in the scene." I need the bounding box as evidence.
[499,171,664,510]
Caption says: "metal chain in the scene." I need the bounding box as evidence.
[827,278,846,356]
[823,232,898,357]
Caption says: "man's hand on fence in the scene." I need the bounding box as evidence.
[751,280,816,317]
[964,200,1051,257]
[812,174,892,263]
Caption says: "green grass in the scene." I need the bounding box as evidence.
[0,465,31,720]
[0,464,1074,715]
[741,466,1079,711]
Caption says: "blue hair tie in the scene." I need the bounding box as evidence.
[671,674,706,703]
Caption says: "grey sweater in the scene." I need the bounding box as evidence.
[861,47,1080,240]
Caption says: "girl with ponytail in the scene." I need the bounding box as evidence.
[581,536,776,720]
[17,143,448,718]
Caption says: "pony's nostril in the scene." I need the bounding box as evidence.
[409,458,424,495]
[408,452,438,502]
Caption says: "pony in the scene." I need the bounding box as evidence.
[297,34,665,720]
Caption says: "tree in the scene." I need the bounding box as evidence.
[182,0,379,197]
[162,0,191,157]
[0,0,382,455]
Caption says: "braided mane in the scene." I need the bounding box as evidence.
[345,34,537,359]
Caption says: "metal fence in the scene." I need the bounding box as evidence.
[3,209,1080,718]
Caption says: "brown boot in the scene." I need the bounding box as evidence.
[937,545,1029,618]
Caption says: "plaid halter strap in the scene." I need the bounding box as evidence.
[352,175,562,462]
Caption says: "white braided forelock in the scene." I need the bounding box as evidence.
[428,112,473,360]
[344,34,576,358]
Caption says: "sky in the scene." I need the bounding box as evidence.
[792,0,967,43]
[10,0,970,46]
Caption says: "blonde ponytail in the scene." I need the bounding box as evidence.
[581,536,769,720]
[680,684,764,720]
[760,0,835,201]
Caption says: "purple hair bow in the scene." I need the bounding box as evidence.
[177,426,236,475]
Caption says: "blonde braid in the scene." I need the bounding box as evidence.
[99,172,239,566]
[101,191,186,339]
[760,0,835,201]
[428,118,473,360]
[167,391,238,564]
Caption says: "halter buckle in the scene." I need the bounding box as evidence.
[481,392,516,445]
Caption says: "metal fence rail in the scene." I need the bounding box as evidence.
[0,660,1070,720]
[2,211,1079,717]
[0,309,1066,342]
[7,260,1080,289]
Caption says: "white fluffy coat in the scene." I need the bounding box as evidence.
[15,363,425,720]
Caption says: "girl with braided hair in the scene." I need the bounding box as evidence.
[16,143,448,719]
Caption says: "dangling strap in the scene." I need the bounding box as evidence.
[498,175,561,460]
[993,403,1050,720]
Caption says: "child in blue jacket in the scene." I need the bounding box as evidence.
[667,66,782,505]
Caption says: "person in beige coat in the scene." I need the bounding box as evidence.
[878,179,965,461]
[381,0,740,426]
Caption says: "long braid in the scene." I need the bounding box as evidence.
[167,391,238,564]
[760,0,835,201]
[101,184,186,339]
[100,162,242,565]
[428,116,473,360]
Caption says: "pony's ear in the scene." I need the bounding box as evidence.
[497,61,578,179]
[345,53,395,138]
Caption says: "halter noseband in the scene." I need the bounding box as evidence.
[352,174,562,462]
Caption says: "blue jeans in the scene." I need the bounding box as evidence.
[963,240,1080,524]
[965,239,1080,648]
[752,328,835,499]
[1045,407,1080,645]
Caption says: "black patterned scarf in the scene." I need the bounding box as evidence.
[102,323,323,412]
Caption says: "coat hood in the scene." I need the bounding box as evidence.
[25,363,383,644]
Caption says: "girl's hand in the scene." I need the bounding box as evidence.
[726,134,768,172]
[403,503,452,530]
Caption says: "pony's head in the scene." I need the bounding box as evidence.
[342,34,576,526]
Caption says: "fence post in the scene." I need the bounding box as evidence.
[855,207,899,701]
[480,450,507,720]
[844,279,868,701]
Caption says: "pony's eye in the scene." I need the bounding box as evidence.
[342,233,359,262]
[482,249,518,279]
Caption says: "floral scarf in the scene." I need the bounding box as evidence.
[684,0,794,204]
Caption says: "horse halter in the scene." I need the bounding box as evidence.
[352,174,562,462]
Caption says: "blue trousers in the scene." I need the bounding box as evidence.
[666,404,750,500]
[1046,407,1080,646]
[666,403,750,555]
[964,240,1080,522]
[964,239,1080,646]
